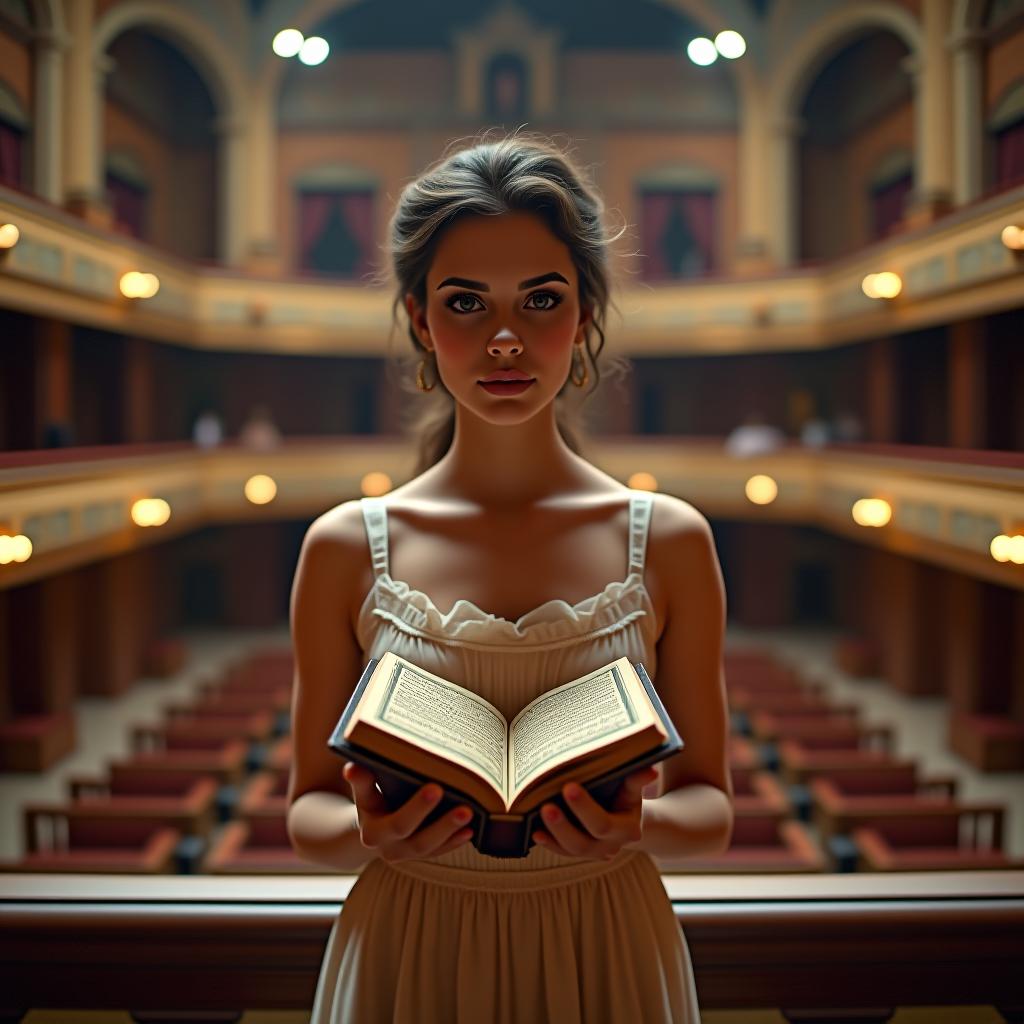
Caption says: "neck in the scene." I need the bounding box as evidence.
[424,401,585,510]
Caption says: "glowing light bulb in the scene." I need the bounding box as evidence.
[715,30,746,58]
[299,36,329,66]
[361,472,392,497]
[273,29,304,58]
[852,498,892,527]
[0,223,19,248]
[245,474,277,505]
[745,474,778,505]
[687,37,718,66]
[627,471,658,492]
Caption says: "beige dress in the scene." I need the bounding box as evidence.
[310,490,700,1023]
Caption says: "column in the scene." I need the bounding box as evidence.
[768,115,805,268]
[902,3,955,229]
[212,113,249,267]
[948,318,987,448]
[62,0,114,226]
[734,77,775,274]
[948,28,985,205]
[78,553,142,697]
[244,82,280,273]
[32,27,69,204]
[730,523,795,628]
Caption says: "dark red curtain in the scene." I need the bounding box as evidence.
[0,121,23,189]
[640,190,716,280]
[298,190,374,280]
[995,118,1024,189]
[106,172,148,239]
[871,173,912,240]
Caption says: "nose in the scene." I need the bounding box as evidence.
[488,327,522,355]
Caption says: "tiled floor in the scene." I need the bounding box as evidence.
[1,624,1022,862]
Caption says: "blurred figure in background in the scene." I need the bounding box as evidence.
[192,409,224,449]
[725,410,786,457]
[239,404,282,450]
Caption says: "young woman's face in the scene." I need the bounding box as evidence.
[406,211,591,424]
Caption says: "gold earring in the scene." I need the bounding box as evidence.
[570,344,589,388]
[416,352,436,392]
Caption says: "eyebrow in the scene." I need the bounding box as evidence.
[435,271,569,292]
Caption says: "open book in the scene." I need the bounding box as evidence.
[328,651,682,858]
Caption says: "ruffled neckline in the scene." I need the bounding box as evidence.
[359,571,655,649]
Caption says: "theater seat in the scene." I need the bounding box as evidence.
[731,767,790,820]
[777,739,903,785]
[655,817,826,873]
[203,816,320,874]
[0,816,180,874]
[239,770,288,821]
[0,711,76,773]
[853,810,1022,871]
[949,710,1024,772]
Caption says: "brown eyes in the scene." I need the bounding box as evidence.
[444,291,563,314]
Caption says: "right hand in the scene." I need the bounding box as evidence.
[342,761,475,863]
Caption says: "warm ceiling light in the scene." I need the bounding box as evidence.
[745,474,778,505]
[862,271,901,299]
[0,223,19,249]
[1001,225,1024,250]
[714,30,746,58]
[687,37,718,65]
[119,271,159,299]
[852,497,892,527]
[361,471,392,497]
[244,474,277,505]
[273,28,304,58]
[131,498,171,527]
[299,36,329,66]
[627,471,658,492]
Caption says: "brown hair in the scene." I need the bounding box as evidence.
[374,129,632,475]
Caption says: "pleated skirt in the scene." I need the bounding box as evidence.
[309,848,700,1023]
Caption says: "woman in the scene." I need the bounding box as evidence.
[288,131,733,1023]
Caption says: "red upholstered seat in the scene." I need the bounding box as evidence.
[203,816,320,874]
[656,819,826,874]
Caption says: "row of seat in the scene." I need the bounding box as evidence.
[654,649,1018,872]
[1,645,1019,873]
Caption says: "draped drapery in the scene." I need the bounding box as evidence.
[640,190,715,280]
[298,190,374,280]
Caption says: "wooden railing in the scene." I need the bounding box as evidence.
[1,872,1022,1023]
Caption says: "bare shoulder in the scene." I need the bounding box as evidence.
[297,499,373,636]
[645,493,721,632]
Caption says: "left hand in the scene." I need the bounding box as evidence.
[532,766,659,861]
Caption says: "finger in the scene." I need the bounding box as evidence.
[342,762,389,815]
[540,801,590,856]
[562,783,613,840]
[410,804,475,857]
[387,781,446,841]
[613,768,659,811]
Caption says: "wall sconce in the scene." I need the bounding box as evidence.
[119,271,160,299]
[862,272,902,300]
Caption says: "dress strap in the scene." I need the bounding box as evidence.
[627,490,654,577]
[359,497,390,580]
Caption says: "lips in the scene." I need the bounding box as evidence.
[479,371,534,382]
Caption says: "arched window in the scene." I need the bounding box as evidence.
[989,79,1024,192]
[0,80,29,191]
[294,165,376,281]
[637,165,719,280]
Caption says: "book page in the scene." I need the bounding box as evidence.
[507,661,649,802]
[361,659,508,793]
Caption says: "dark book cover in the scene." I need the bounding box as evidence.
[328,657,683,858]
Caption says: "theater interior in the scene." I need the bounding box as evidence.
[0,0,1022,1021]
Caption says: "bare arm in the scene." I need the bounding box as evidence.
[627,496,733,860]
[286,504,375,873]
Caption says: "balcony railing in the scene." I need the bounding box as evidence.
[1,872,1022,1021]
